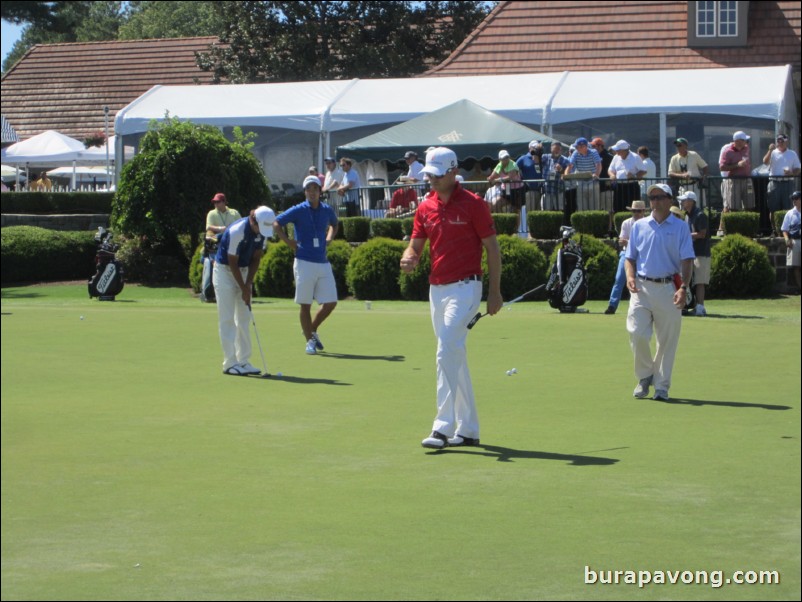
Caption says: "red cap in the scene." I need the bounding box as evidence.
[211,193,226,203]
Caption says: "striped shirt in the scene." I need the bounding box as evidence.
[569,149,601,173]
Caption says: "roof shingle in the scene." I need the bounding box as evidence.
[1,37,220,139]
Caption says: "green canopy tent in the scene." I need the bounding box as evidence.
[336,99,563,163]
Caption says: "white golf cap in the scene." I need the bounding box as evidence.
[498,149,511,160]
[421,147,458,177]
[733,131,750,141]
[647,183,673,197]
[678,191,697,202]
[528,140,541,150]
[254,205,276,237]
[302,175,321,189]
[610,139,630,151]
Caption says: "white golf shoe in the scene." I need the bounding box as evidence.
[312,331,324,351]
[421,431,449,449]
[633,376,653,398]
[238,362,261,375]
[305,339,317,355]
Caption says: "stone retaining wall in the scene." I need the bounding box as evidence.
[1,213,110,231]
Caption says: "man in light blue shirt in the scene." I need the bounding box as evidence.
[625,184,695,401]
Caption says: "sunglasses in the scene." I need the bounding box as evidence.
[648,194,670,201]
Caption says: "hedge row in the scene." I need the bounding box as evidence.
[1,192,114,214]
[1,226,96,284]
[2,226,775,299]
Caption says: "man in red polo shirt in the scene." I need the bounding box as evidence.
[400,147,503,450]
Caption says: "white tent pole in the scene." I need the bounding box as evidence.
[104,106,111,185]
[71,160,77,191]
[659,113,667,179]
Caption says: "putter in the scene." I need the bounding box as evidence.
[248,305,271,378]
[467,283,546,330]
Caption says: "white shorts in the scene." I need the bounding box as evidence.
[693,256,711,285]
[788,239,801,267]
[293,258,337,305]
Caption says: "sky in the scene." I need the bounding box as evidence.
[2,21,25,67]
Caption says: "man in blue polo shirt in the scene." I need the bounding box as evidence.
[214,206,275,376]
[273,176,340,355]
[625,184,695,401]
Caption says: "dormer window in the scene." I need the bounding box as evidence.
[688,1,748,47]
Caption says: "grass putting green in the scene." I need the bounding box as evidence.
[2,284,800,600]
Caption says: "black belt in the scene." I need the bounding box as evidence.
[446,274,482,285]
[637,274,673,284]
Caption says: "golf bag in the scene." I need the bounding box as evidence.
[88,227,124,301]
[546,226,588,313]
[200,237,218,303]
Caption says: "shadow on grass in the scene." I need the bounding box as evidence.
[656,397,791,410]
[1,289,45,299]
[319,352,405,362]
[268,374,351,386]
[697,314,765,320]
[429,444,621,465]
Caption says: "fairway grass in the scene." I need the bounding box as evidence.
[2,285,800,601]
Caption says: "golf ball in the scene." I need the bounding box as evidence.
[506,370,512,376]
[511,368,517,374]
[276,372,283,377]
[80,316,84,320]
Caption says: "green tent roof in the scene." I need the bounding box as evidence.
[336,99,561,163]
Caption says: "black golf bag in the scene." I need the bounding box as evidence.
[200,237,218,303]
[88,227,124,301]
[546,226,588,313]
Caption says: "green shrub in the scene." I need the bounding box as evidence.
[0,226,96,284]
[399,241,431,301]
[1,192,114,214]
[116,235,188,285]
[711,234,774,297]
[491,213,518,235]
[483,235,549,301]
[401,217,415,238]
[346,237,406,299]
[547,234,618,300]
[613,211,630,235]
[340,217,371,242]
[571,211,609,238]
[720,211,759,238]
[370,218,404,240]
[254,243,294,298]
[528,211,564,239]
[326,240,353,299]
[189,242,205,293]
[774,210,788,236]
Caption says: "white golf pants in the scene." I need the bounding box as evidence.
[627,280,682,392]
[429,280,483,439]
[213,263,252,371]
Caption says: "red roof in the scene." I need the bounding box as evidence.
[1,37,221,140]
[426,0,801,76]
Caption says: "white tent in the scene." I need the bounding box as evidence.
[1,130,86,166]
[114,65,797,182]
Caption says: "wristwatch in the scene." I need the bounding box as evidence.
[680,284,688,290]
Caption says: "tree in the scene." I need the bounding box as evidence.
[118,1,224,40]
[2,1,125,72]
[111,117,271,257]
[195,0,495,83]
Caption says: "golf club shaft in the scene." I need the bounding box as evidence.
[467,283,546,329]
[249,305,269,375]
